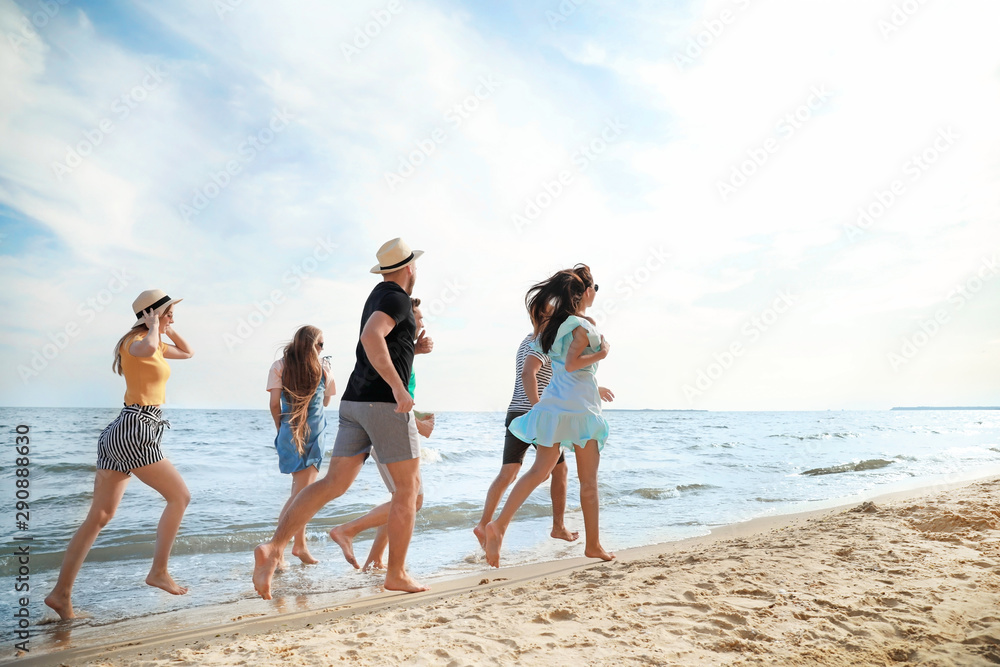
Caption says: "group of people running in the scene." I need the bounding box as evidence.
[44,238,614,619]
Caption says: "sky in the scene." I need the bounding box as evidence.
[1,0,998,411]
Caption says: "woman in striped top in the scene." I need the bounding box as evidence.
[45,290,194,620]
[474,329,579,549]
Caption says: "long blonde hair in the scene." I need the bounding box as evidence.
[281,326,324,455]
[112,326,146,375]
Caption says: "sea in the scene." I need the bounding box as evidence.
[2,408,999,643]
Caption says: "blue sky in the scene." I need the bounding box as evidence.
[1,0,999,410]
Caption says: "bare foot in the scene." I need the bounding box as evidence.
[585,546,616,561]
[253,543,280,600]
[145,571,188,595]
[292,543,319,565]
[384,570,429,593]
[44,591,75,620]
[484,522,504,568]
[362,554,386,572]
[551,526,580,542]
[473,524,487,549]
[328,526,359,569]
[276,555,288,572]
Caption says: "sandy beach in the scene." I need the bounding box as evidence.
[18,475,1000,666]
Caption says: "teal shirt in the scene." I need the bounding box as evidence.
[407,369,416,399]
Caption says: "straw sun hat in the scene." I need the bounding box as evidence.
[130,289,183,328]
[370,238,424,274]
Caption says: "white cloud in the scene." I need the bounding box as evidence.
[1,0,998,410]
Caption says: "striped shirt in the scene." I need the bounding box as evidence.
[507,334,553,412]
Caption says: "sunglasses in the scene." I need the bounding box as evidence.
[591,284,599,292]
[317,341,324,349]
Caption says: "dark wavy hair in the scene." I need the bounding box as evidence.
[526,264,594,353]
[281,325,324,454]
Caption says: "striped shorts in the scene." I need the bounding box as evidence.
[96,405,171,475]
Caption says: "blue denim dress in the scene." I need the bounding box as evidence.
[275,372,327,473]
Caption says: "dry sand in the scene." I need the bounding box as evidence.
[21,477,1000,666]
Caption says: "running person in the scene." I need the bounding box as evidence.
[266,325,335,567]
[45,289,194,619]
[473,328,580,549]
[484,265,615,567]
[329,298,431,572]
[253,238,432,598]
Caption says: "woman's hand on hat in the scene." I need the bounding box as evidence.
[140,308,160,333]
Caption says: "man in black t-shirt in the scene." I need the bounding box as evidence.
[253,238,433,598]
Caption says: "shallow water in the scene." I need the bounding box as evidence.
[1,407,999,637]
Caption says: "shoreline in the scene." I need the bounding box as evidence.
[13,471,1000,666]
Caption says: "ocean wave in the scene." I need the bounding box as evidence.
[630,484,717,500]
[33,462,96,475]
[769,431,859,441]
[800,459,894,476]
[420,447,442,464]
[689,441,742,450]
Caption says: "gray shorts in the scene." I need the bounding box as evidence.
[371,448,424,495]
[332,400,420,466]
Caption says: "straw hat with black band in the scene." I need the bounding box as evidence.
[370,238,424,274]
[130,289,184,328]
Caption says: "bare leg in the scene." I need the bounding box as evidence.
[474,463,520,548]
[329,500,391,569]
[549,460,579,542]
[131,459,192,594]
[382,458,427,592]
[253,454,365,599]
[44,469,131,619]
[365,494,422,571]
[287,467,319,564]
[575,441,614,561]
[484,445,562,568]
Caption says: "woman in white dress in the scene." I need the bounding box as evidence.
[484,264,615,567]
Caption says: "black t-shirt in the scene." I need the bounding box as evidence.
[341,281,415,403]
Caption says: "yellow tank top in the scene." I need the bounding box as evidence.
[120,334,171,406]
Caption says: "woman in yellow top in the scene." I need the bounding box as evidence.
[45,289,194,620]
